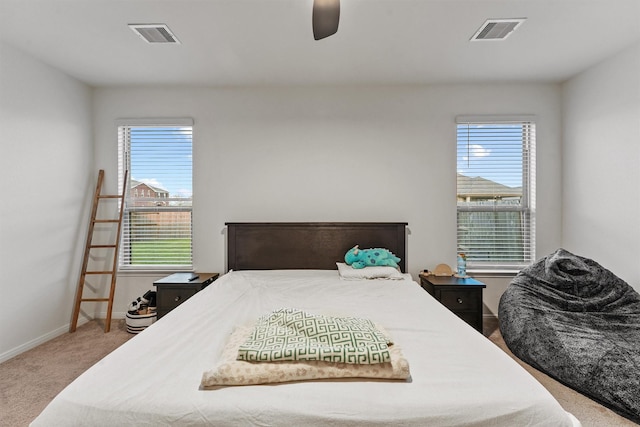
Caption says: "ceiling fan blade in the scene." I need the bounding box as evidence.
[312,0,340,40]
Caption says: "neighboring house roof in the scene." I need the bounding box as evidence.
[130,179,169,196]
[457,174,522,198]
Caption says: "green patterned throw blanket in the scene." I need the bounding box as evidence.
[237,308,391,364]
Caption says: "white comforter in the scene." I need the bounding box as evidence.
[32,270,580,426]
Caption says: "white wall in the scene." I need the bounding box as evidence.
[562,42,640,290]
[93,83,563,317]
[4,38,638,361]
[0,42,93,362]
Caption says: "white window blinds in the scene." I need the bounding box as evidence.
[117,119,193,269]
[456,117,536,270]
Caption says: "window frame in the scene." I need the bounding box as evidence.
[117,118,194,271]
[455,115,536,273]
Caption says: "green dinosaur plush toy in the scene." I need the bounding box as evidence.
[344,245,401,269]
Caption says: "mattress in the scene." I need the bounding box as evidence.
[32,270,580,426]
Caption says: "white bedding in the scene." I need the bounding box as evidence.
[32,270,581,426]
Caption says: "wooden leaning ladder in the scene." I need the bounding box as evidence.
[70,169,128,333]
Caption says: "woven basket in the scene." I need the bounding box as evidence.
[125,311,157,334]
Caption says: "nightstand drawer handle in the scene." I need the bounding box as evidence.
[174,296,182,302]
[457,297,464,304]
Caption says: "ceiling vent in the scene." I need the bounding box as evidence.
[128,24,180,44]
[471,19,526,41]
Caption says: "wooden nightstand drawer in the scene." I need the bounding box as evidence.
[154,273,219,319]
[439,289,480,312]
[453,311,478,327]
[419,273,486,332]
[157,287,198,314]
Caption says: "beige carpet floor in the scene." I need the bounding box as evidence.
[1,318,637,427]
[0,320,134,427]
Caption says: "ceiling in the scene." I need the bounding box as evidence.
[1,0,639,87]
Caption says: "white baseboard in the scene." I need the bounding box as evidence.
[0,313,127,364]
[0,318,88,363]
[100,311,126,320]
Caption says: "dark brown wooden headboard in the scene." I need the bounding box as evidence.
[226,222,407,272]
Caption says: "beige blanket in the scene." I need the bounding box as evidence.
[201,324,410,388]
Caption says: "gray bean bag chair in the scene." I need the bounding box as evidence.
[499,248,640,423]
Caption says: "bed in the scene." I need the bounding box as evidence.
[32,222,580,426]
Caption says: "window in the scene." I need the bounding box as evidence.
[456,116,536,271]
[118,119,193,269]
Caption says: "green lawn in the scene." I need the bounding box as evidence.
[130,239,192,265]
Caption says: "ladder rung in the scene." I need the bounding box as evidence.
[81,298,110,302]
[90,244,117,249]
[93,219,120,223]
[85,271,114,275]
[98,195,123,199]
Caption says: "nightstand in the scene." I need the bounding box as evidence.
[419,273,486,332]
[154,273,219,319]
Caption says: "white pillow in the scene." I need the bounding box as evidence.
[336,262,404,280]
